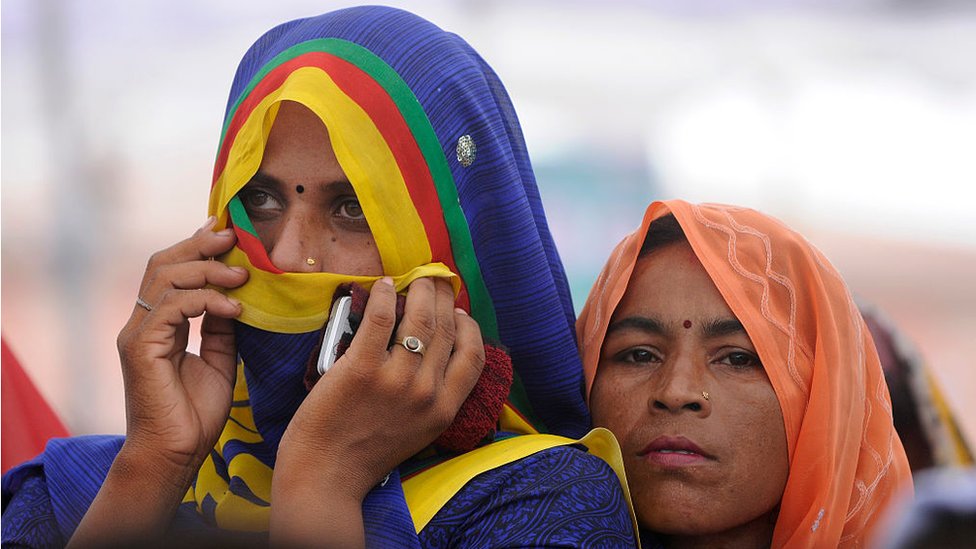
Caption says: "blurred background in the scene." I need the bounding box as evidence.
[3,0,975,448]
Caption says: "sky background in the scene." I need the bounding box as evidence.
[3,0,975,445]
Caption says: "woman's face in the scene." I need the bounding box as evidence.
[237,101,383,276]
[590,240,789,543]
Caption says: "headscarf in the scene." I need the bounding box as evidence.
[188,5,591,534]
[576,200,913,548]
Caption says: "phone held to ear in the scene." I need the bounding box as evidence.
[316,296,354,375]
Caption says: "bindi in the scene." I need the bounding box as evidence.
[683,320,692,329]
[295,185,305,194]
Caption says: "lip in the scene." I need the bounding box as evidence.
[638,435,714,467]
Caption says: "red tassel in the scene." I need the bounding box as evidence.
[434,343,513,452]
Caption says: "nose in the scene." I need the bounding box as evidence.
[266,208,332,273]
[648,353,712,417]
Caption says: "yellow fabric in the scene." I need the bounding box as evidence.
[926,369,975,466]
[208,68,456,333]
[497,403,539,436]
[221,246,457,333]
[402,427,640,546]
[191,362,274,531]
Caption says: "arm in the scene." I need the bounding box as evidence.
[67,217,248,547]
[270,277,485,548]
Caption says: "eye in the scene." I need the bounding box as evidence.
[614,347,661,364]
[238,187,283,217]
[717,351,762,370]
[335,198,365,220]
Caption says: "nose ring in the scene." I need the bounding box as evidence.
[702,390,710,401]
[306,257,316,266]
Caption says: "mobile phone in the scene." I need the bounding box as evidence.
[316,295,354,375]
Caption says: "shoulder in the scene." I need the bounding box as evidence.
[421,445,636,547]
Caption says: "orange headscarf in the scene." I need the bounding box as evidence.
[577,200,912,548]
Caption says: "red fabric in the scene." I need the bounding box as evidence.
[2,337,69,473]
[434,343,513,452]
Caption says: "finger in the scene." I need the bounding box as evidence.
[138,260,249,308]
[198,313,238,386]
[141,218,238,289]
[142,289,242,349]
[416,278,457,380]
[121,289,240,379]
[345,277,398,366]
[392,278,438,362]
[442,308,485,405]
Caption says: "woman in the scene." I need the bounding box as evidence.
[1,7,635,547]
[577,200,913,548]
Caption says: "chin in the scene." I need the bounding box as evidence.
[635,494,724,536]
[641,513,723,537]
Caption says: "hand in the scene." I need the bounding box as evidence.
[270,277,485,546]
[70,217,248,547]
[116,216,248,478]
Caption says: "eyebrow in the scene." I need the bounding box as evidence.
[606,316,669,337]
[245,171,353,190]
[700,318,747,339]
[605,316,746,339]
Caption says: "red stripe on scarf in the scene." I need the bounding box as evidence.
[213,52,469,309]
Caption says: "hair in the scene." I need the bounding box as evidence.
[638,213,687,257]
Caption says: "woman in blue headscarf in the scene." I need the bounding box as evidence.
[2,6,636,547]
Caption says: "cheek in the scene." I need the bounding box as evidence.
[350,239,384,276]
[321,234,384,276]
[590,374,639,433]
[730,386,790,503]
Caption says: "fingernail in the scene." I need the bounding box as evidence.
[199,216,217,231]
[230,266,247,274]
[455,307,468,316]
[216,228,234,237]
[378,276,393,286]
[227,297,241,307]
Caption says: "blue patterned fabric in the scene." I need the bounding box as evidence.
[3,440,635,548]
[419,446,635,547]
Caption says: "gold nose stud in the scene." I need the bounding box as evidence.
[306,257,316,266]
[702,391,710,401]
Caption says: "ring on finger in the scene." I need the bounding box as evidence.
[135,296,154,312]
[396,335,426,356]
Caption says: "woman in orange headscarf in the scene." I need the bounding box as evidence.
[577,200,913,548]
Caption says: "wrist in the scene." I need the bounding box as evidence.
[116,439,201,501]
[68,442,199,546]
[274,438,375,504]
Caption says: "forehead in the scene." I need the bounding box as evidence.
[615,241,734,321]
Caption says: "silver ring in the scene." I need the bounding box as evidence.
[136,296,153,312]
[396,335,425,356]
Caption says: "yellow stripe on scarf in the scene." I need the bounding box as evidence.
[207,67,457,333]
[209,67,432,275]
[221,248,458,333]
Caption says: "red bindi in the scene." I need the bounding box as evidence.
[683,320,692,329]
